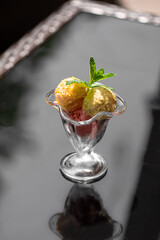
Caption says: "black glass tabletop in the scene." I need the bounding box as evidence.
[0,7,160,240]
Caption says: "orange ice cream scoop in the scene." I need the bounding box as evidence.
[55,77,88,112]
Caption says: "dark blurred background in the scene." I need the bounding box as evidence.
[1,0,160,55]
[0,0,121,54]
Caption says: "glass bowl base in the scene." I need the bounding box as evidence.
[60,152,108,183]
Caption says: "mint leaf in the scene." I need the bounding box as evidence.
[66,79,91,88]
[97,68,104,74]
[93,72,117,83]
[66,79,82,84]
[100,85,115,91]
[93,68,104,82]
[91,83,115,91]
[101,72,117,78]
[90,57,96,84]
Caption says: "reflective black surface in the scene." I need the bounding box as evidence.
[0,12,160,240]
[49,184,123,239]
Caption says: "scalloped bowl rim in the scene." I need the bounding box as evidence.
[45,89,127,126]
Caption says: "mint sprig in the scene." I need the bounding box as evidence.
[66,78,91,88]
[90,57,116,84]
[66,57,116,90]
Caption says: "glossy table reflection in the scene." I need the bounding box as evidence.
[0,11,160,240]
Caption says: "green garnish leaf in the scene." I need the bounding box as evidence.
[99,85,115,91]
[94,68,104,80]
[90,57,96,84]
[93,72,117,83]
[66,78,91,88]
[91,83,115,91]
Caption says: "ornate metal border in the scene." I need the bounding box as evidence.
[0,0,160,79]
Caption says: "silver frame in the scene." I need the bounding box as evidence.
[0,0,160,78]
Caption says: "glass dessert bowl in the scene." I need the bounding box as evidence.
[45,89,127,183]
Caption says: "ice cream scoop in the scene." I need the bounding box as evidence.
[55,77,87,112]
[83,86,117,117]
[69,107,98,137]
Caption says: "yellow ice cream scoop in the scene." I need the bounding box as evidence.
[55,77,87,112]
[83,86,117,117]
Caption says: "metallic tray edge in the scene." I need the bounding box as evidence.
[0,0,160,79]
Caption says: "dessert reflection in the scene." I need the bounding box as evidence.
[49,184,123,239]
